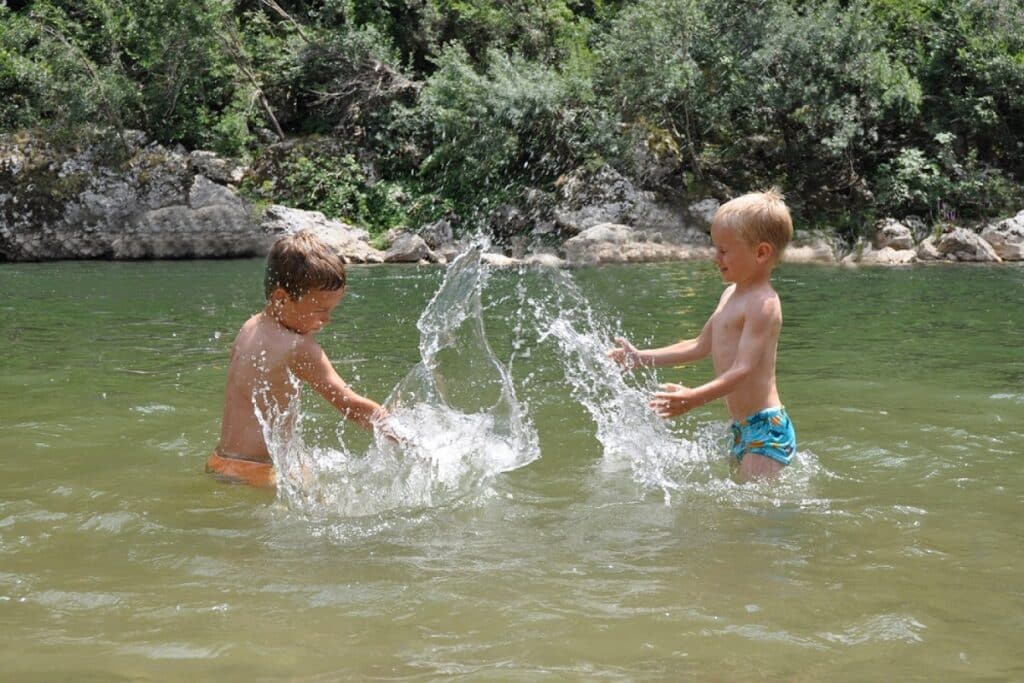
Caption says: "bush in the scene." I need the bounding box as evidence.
[418,44,612,220]
[244,141,408,236]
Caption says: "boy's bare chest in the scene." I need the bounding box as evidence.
[711,298,746,344]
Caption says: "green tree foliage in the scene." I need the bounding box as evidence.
[1,0,1022,236]
[418,44,610,216]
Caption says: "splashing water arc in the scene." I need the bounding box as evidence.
[262,245,540,517]
[259,243,782,518]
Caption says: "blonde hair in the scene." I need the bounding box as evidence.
[713,188,793,259]
[264,230,347,299]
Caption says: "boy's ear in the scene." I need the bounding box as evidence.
[756,242,775,262]
[268,287,291,306]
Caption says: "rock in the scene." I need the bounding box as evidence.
[936,227,1001,262]
[916,236,942,261]
[384,232,436,263]
[114,204,266,258]
[563,222,694,265]
[0,130,265,261]
[189,150,246,185]
[688,197,720,229]
[980,210,1024,261]
[189,175,243,209]
[481,252,521,268]
[416,218,454,249]
[903,215,931,242]
[260,204,383,263]
[523,252,565,268]
[874,218,915,250]
[858,245,917,265]
[552,167,636,235]
[784,232,836,263]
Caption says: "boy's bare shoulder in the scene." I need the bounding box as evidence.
[746,284,782,321]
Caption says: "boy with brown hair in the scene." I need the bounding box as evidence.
[207,230,386,487]
[609,189,797,481]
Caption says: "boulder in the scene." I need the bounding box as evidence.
[481,252,521,268]
[188,150,246,185]
[916,236,942,261]
[0,130,265,260]
[936,227,1001,262]
[784,233,837,263]
[873,218,915,250]
[687,197,720,230]
[562,223,698,265]
[979,210,1024,261]
[523,251,566,268]
[260,204,383,263]
[858,245,917,265]
[416,218,454,250]
[384,232,436,263]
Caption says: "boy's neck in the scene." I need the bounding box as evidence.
[731,266,774,291]
[261,304,302,335]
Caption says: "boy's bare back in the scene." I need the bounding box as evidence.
[218,312,311,461]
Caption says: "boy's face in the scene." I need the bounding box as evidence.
[273,287,345,335]
[711,223,772,284]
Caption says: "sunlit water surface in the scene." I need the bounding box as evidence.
[1,256,1022,681]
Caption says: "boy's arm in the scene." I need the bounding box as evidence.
[652,296,780,417]
[290,338,383,431]
[609,319,712,369]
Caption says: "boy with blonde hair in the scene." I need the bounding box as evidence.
[207,230,386,487]
[609,190,796,481]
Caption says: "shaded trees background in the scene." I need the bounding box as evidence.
[2,0,1021,240]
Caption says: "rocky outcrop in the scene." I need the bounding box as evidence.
[873,218,915,250]
[4,130,1021,268]
[784,232,837,263]
[936,227,1001,263]
[841,215,1018,266]
[384,232,437,263]
[562,223,710,266]
[980,211,1024,261]
[551,165,707,246]
[259,204,384,263]
[0,131,261,260]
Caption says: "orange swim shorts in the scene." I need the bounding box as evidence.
[205,449,275,488]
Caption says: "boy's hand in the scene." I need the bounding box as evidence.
[650,383,697,418]
[608,337,643,369]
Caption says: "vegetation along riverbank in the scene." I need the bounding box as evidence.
[1,0,1022,264]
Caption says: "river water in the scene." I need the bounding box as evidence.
[1,255,1021,681]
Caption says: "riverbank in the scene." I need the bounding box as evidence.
[2,131,1022,266]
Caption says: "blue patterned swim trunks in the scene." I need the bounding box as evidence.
[730,407,796,466]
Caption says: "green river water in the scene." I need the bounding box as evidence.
[1,258,1022,681]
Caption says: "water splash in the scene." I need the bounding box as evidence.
[258,244,814,518]
[262,244,539,518]
[518,266,713,502]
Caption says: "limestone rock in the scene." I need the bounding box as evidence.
[979,211,1024,261]
[563,223,693,265]
[916,236,942,261]
[687,197,720,230]
[936,227,1001,262]
[858,245,917,265]
[260,204,383,264]
[784,233,836,263]
[874,218,915,250]
[384,232,436,263]
[416,218,454,250]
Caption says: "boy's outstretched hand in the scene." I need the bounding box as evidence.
[650,383,697,418]
[607,337,644,369]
